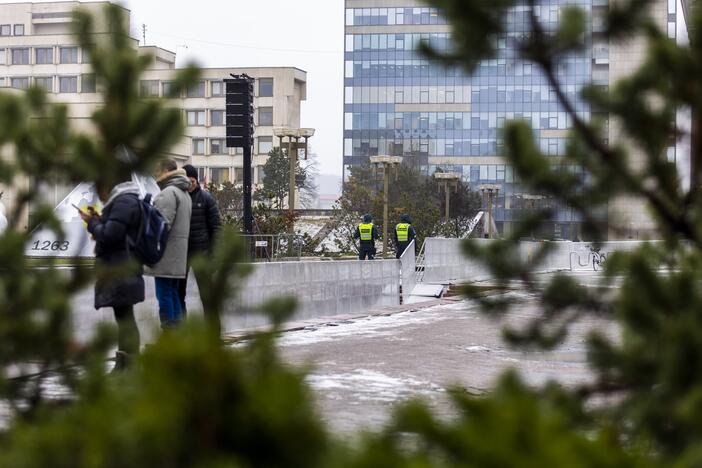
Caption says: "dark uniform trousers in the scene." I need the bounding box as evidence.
[359,241,376,260]
[395,241,410,259]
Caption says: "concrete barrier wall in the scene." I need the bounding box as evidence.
[519,241,573,272]
[422,238,493,284]
[229,259,400,329]
[423,238,658,283]
[68,239,659,343]
[399,240,416,302]
[71,259,401,342]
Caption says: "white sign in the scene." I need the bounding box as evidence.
[255,241,268,247]
[26,175,160,258]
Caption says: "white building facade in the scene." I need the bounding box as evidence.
[0,1,307,223]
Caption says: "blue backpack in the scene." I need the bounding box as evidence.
[128,193,169,266]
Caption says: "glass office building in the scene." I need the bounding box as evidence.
[343,0,687,239]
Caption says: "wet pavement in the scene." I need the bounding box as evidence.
[277,271,613,433]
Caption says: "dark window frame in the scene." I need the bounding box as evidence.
[258,78,274,97]
[258,107,273,126]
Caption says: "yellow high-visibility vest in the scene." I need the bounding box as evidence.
[359,223,374,241]
[396,223,410,242]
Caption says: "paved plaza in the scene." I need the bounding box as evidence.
[276,271,612,433]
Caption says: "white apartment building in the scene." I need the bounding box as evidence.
[0,1,307,222]
[140,63,307,186]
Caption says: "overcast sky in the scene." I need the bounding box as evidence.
[125,0,344,176]
[1,0,345,177]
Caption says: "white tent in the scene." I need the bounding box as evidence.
[25,174,160,258]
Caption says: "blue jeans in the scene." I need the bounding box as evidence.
[155,277,183,329]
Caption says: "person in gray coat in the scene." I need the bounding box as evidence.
[145,159,192,329]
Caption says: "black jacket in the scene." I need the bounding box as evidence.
[188,186,222,254]
[353,223,380,246]
[87,191,145,309]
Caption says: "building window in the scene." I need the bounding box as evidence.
[13,24,24,36]
[0,25,10,36]
[192,138,205,155]
[35,76,53,93]
[234,167,244,182]
[258,136,273,154]
[81,74,96,93]
[211,81,224,96]
[211,167,230,184]
[257,166,266,183]
[197,167,208,184]
[210,139,226,154]
[59,76,78,93]
[10,77,29,89]
[35,47,53,64]
[0,49,5,65]
[162,81,175,96]
[258,78,273,97]
[140,80,160,97]
[59,47,79,64]
[258,107,273,126]
[210,110,225,126]
[187,81,205,98]
[11,48,29,65]
[186,110,206,126]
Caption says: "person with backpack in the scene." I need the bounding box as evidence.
[81,178,144,371]
[144,159,192,329]
[179,164,222,334]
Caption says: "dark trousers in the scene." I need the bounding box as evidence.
[113,305,140,355]
[359,243,376,260]
[178,265,222,337]
[155,277,183,329]
[395,241,409,259]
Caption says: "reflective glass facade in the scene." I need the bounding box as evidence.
[343,1,607,239]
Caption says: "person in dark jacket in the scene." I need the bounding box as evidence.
[81,180,144,371]
[179,164,222,335]
[394,213,417,259]
[353,213,380,260]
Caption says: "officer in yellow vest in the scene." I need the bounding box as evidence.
[353,213,380,260]
[394,214,416,258]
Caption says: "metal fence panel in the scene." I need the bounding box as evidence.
[400,240,416,302]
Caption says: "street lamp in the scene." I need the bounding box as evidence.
[433,171,461,223]
[273,127,315,237]
[479,184,500,239]
[370,155,402,256]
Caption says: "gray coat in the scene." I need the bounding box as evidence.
[144,170,192,279]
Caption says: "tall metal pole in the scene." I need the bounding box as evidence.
[383,166,389,256]
[288,137,295,215]
[444,183,450,222]
[487,191,493,239]
[289,137,298,238]
[243,142,253,235]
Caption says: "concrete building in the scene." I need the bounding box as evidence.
[0,1,307,224]
[140,65,307,187]
[343,0,692,240]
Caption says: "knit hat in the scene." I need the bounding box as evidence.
[183,164,198,180]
